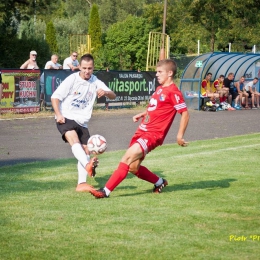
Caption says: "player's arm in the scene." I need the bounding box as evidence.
[235,82,241,93]
[20,60,29,69]
[133,111,146,122]
[51,98,65,124]
[97,88,116,99]
[177,110,189,147]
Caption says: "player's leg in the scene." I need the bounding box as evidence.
[75,160,95,192]
[255,92,259,108]
[233,93,240,109]
[106,143,143,192]
[132,164,168,193]
[244,92,249,108]
[251,93,256,108]
[239,92,243,107]
[90,143,143,198]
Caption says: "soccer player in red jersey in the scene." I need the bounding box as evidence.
[90,59,190,198]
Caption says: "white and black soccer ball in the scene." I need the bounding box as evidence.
[87,134,107,155]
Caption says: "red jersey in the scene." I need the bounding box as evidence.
[136,83,187,145]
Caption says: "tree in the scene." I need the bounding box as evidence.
[88,4,102,53]
[102,15,152,70]
[0,1,21,36]
[182,0,228,52]
[45,21,58,54]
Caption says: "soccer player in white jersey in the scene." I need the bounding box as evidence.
[90,59,190,198]
[51,53,116,192]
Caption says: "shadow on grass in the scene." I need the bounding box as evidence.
[117,178,237,197]
[170,178,237,191]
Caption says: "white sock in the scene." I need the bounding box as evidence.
[104,187,111,196]
[155,178,163,186]
[77,155,90,184]
[71,143,89,168]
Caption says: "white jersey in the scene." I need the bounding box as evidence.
[63,57,79,69]
[51,72,110,127]
[44,61,62,69]
[244,81,253,91]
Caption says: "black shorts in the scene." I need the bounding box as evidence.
[56,118,90,144]
[246,91,252,98]
[230,91,239,100]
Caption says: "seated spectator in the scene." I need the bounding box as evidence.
[201,72,219,104]
[244,77,259,109]
[223,72,235,105]
[44,54,62,69]
[234,76,249,109]
[212,74,229,105]
[20,50,39,69]
[63,51,80,71]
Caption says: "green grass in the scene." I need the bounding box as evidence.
[0,133,260,260]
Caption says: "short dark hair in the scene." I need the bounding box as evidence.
[254,77,258,80]
[156,59,177,78]
[207,72,212,76]
[80,53,94,65]
[219,74,225,78]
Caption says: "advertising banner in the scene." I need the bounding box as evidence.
[43,70,158,105]
[95,71,157,104]
[1,69,41,113]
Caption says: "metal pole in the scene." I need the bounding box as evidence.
[162,0,167,35]
[160,0,167,60]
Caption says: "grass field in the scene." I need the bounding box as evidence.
[0,133,259,260]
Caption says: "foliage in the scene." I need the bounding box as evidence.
[102,15,152,70]
[53,13,89,62]
[97,0,145,31]
[0,134,259,259]
[65,0,90,17]
[0,35,51,68]
[19,18,46,40]
[45,21,58,54]
[0,1,20,37]
[1,0,260,69]
[88,4,102,54]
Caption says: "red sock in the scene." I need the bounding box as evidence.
[220,97,223,103]
[134,165,159,184]
[105,162,129,191]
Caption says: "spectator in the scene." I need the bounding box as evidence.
[212,74,229,105]
[201,72,219,105]
[44,54,63,69]
[231,76,243,110]
[63,51,80,71]
[20,50,39,69]
[234,76,249,109]
[244,77,259,109]
[223,72,235,105]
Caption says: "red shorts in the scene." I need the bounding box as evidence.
[129,131,162,158]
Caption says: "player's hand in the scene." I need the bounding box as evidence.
[133,114,142,122]
[133,112,145,122]
[56,115,65,124]
[97,89,106,98]
[177,137,189,147]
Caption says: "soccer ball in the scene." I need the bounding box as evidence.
[87,134,107,155]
